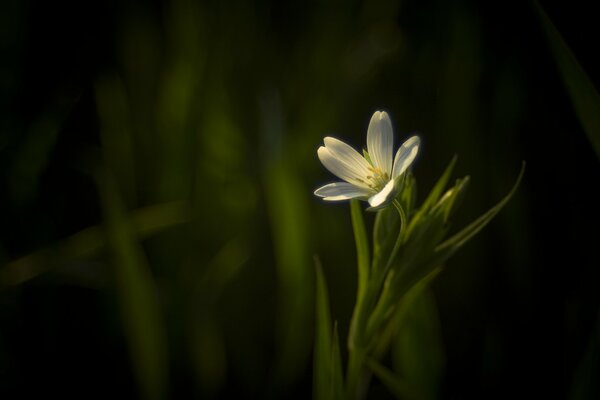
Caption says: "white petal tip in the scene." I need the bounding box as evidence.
[367,179,396,209]
[314,182,372,201]
[392,135,421,179]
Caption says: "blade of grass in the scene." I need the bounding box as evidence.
[407,156,457,237]
[0,201,189,287]
[422,155,458,212]
[534,1,600,158]
[260,89,313,393]
[264,160,313,391]
[435,162,525,255]
[97,170,168,400]
[366,358,423,400]
[569,309,600,400]
[314,256,334,400]
[95,75,137,205]
[186,237,249,397]
[392,286,445,400]
[331,322,344,400]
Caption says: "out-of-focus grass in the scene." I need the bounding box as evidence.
[97,170,169,400]
[260,92,314,395]
[1,1,598,399]
[392,286,444,400]
[535,1,600,158]
[313,256,342,400]
[0,201,188,287]
[534,4,600,398]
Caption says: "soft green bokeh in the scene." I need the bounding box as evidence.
[1,1,598,399]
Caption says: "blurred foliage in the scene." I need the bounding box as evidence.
[0,0,599,399]
[535,1,600,158]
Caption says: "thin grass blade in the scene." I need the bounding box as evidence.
[535,1,600,158]
[97,171,168,400]
[435,162,525,256]
[314,257,334,400]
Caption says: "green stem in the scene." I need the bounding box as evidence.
[362,200,408,348]
[346,346,373,400]
[346,199,409,399]
[392,199,407,247]
[373,200,407,300]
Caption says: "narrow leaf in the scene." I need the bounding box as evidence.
[433,176,470,222]
[366,358,422,400]
[97,171,168,400]
[569,310,600,400]
[0,201,188,287]
[373,205,400,270]
[436,162,525,255]
[314,257,334,400]
[264,162,313,388]
[420,155,457,213]
[399,173,417,216]
[393,286,445,400]
[407,156,457,236]
[95,75,137,205]
[331,322,344,400]
[535,1,600,157]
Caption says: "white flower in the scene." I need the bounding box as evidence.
[314,111,420,209]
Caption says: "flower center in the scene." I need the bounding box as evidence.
[363,166,389,190]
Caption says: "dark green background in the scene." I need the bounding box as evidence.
[1,0,598,398]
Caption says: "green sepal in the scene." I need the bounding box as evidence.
[362,149,373,165]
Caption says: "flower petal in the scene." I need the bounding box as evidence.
[318,146,370,188]
[367,111,394,174]
[392,135,420,179]
[324,137,371,178]
[314,182,373,201]
[367,179,397,208]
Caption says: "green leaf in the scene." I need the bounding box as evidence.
[377,164,523,315]
[366,230,445,346]
[264,162,313,388]
[535,1,600,158]
[366,358,422,400]
[313,257,334,400]
[407,156,457,237]
[351,199,370,305]
[435,162,525,257]
[0,201,189,287]
[95,75,137,205]
[399,173,417,217]
[393,286,445,400]
[373,205,400,272]
[190,315,227,396]
[569,310,600,400]
[189,238,249,395]
[331,322,344,400]
[97,170,168,400]
[421,155,458,213]
[433,176,470,222]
